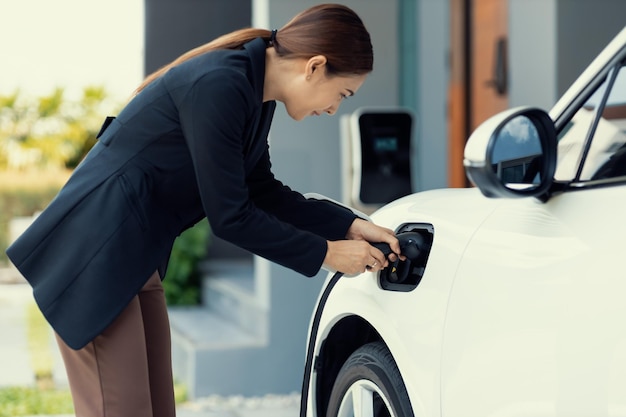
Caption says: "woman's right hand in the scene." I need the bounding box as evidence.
[323,239,388,275]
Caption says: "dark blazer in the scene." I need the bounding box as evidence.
[6,38,356,349]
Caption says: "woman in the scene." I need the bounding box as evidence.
[7,3,401,416]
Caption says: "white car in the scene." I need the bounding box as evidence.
[300,26,626,417]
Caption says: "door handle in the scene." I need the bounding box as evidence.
[485,37,508,95]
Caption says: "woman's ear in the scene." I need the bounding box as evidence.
[305,55,328,79]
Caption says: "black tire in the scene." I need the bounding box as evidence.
[326,342,414,417]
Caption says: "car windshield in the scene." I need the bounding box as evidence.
[555,59,626,181]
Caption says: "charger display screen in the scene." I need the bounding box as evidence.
[358,112,413,204]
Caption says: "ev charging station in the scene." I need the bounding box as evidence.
[340,107,415,214]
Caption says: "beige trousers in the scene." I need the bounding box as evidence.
[55,272,176,417]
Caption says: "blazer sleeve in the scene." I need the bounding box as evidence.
[174,68,339,277]
[246,147,357,240]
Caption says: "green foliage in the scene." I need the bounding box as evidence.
[174,381,189,404]
[26,302,54,381]
[0,87,121,170]
[163,219,210,305]
[0,383,188,416]
[0,387,74,417]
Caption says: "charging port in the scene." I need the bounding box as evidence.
[380,223,434,292]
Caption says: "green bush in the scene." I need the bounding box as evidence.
[0,87,120,171]
[0,382,189,416]
[163,219,210,305]
[0,387,74,417]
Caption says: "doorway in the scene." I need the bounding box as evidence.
[448,0,509,187]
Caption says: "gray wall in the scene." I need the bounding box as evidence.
[556,0,626,95]
[415,0,449,191]
[509,0,558,110]
[509,0,626,110]
[144,0,251,74]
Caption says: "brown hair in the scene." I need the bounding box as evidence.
[134,3,373,95]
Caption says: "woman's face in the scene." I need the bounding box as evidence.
[283,59,367,121]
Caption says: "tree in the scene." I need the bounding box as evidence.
[0,87,121,170]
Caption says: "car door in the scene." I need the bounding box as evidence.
[440,41,626,416]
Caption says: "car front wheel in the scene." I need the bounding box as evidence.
[326,342,414,417]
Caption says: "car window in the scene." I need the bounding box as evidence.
[555,59,626,181]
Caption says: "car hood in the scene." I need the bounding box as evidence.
[369,187,502,233]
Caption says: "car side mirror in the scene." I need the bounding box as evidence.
[464,107,557,199]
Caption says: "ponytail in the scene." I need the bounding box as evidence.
[134,4,372,95]
[134,28,273,95]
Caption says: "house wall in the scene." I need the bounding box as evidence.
[508,0,558,110]
[556,0,626,95]
[415,0,450,191]
[144,0,251,74]
[508,0,626,110]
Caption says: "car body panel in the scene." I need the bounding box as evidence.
[441,186,626,416]
[306,188,503,416]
